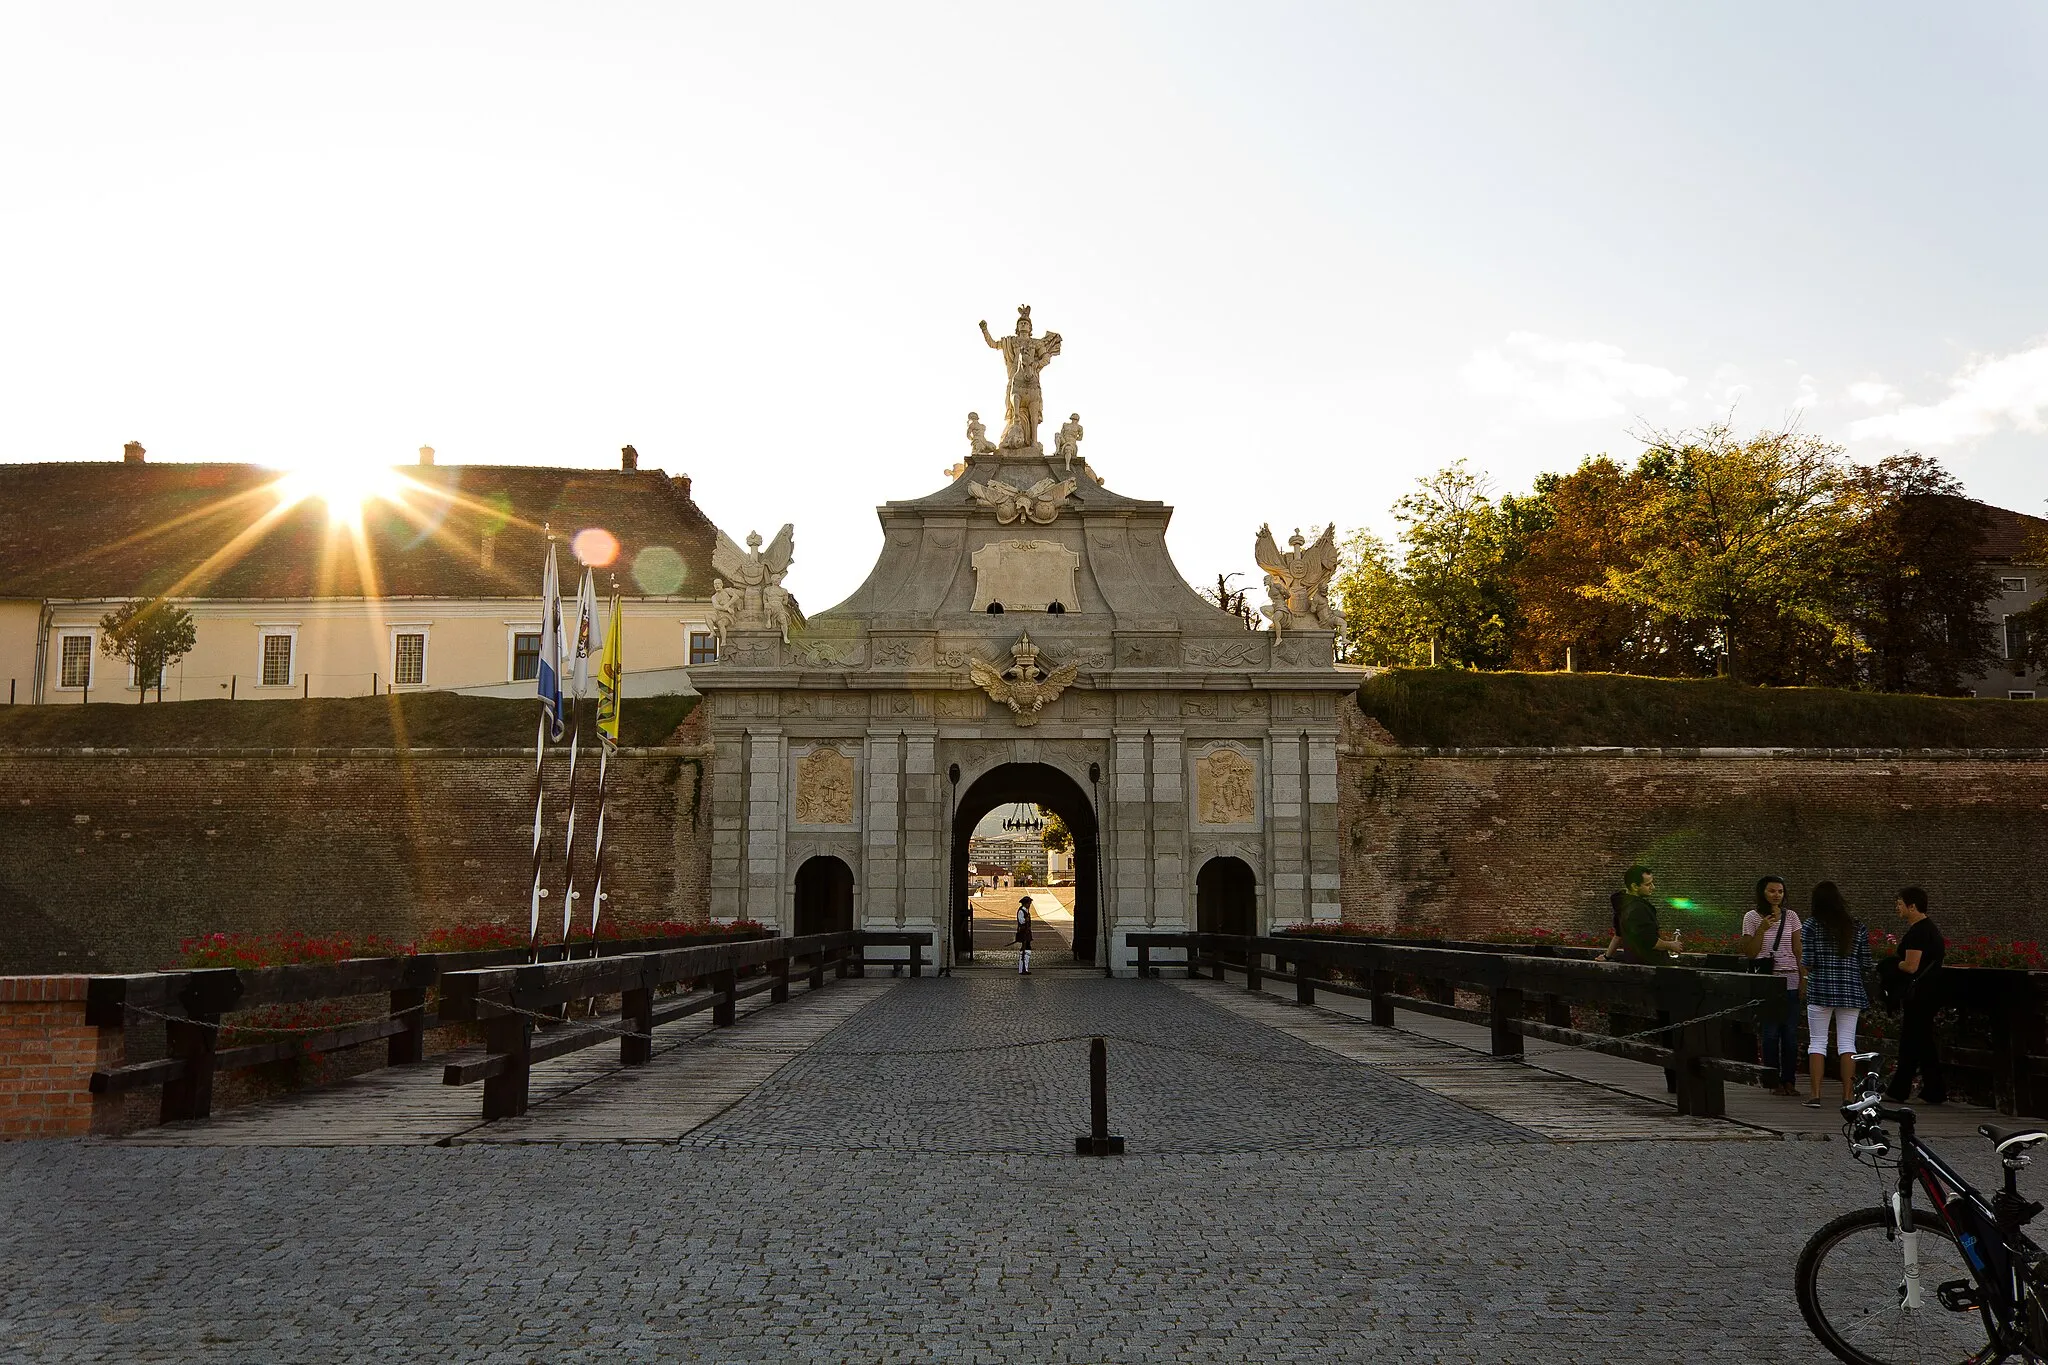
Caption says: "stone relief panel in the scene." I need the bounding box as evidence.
[1272,634,1333,668]
[930,691,987,721]
[793,745,857,827]
[1062,689,1114,720]
[970,539,1081,611]
[869,636,934,670]
[1184,638,1266,669]
[789,637,865,668]
[1193,745,1260,828]
[1117,636,1174,667]
[1180,695,1220,720]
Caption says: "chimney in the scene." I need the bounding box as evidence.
[671,473,692,499]
[621,444,639,472]
[418,445,435,466]
[123,441,146,464]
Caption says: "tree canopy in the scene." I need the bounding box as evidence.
[99,599,198,699]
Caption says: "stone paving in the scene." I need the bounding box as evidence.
[0,971,2014,1363]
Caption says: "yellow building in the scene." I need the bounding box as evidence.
[0,445,725,704]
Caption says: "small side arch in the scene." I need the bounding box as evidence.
[1195,855,1258,938]
[793,855,855,936]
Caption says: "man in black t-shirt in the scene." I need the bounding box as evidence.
[1886,885,1946,1104]
[1604,865,1680,964]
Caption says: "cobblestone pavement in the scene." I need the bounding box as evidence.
[0,973,2006,1363]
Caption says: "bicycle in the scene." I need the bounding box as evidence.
[1797,1052,2048,1363]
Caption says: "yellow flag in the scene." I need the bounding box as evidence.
[595,594,624,747]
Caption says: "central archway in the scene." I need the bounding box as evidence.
[950,763,1100,965]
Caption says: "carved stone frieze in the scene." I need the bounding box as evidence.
[789,637,864,668]
[869,636,932,670]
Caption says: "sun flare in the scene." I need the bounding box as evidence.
[272,462,412,528]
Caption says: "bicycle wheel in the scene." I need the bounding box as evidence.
[1796,1206,1995,1364]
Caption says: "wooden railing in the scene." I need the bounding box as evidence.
[439,931,932,1120]
[1128,931,1787,1119]
[85,930,772,1126]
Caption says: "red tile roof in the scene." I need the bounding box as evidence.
[1971,499,2048,563]
[0,462,718,600]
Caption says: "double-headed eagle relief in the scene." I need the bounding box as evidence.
[711,525,796,644]
[1254,523,1345,636]
[966,632,1080,726]
[979,305,1062,451]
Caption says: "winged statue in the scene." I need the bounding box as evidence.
[967,474,1077,526]
[1254,523,1345,637]
[710,524,796,642]
[966,633,1081,726]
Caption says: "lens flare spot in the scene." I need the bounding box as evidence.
[572,527,620,567]
[632,544,686,594]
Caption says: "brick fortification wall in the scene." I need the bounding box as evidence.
[1338,707,2048,944]
[0,746,711,974]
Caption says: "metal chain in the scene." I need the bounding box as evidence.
[125,1002,426,1035]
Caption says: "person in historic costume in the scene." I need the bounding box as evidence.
[1015,895,1034,975]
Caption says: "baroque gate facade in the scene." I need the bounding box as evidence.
[691,310,1356,972]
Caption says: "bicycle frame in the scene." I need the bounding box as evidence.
[1873,1100,2041,1350]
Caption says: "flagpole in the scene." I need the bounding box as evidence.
[557,568,598,950]
[587,742,610,953]
[526,703,548,960]
[528,535,565,963]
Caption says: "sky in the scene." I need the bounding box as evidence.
[3,3,2046,610]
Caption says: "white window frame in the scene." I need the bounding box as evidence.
[2002,576,2028,592]
[2006,614,2028,662]
[255,625,299,688]
[56,630,95,691]
[389,625,431,689]
[505,623,542,683]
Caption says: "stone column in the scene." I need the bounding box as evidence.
[862,731,902,924]
[1110,728,1150,964]
[1306,725,1342,922]
[744,728,785,930]
[707,725,748,922]
[1267,723,1307,926]
[902,727,941,929]
[1148,727,1187,931]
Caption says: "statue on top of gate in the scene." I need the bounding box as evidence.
[1254,523,1345,637]
[979,305,1062,450]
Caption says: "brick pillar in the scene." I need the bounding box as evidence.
[0,977,122,1139]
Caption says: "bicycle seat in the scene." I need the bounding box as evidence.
[1980,1124,2048,1156]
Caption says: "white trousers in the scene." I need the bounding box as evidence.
[1807,1004,1860,1055]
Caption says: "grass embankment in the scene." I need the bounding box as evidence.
[1359,669,2048,749]
[0,691,698,749]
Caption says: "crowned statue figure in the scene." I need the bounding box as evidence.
[979,305,1062,450]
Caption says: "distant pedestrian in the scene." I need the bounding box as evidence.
[1599,865,1680,964]
[1802,881,1875,1108]
[1883,886,1947,1105]
[1739,875,1804,1096]
[1014,896,1034,975]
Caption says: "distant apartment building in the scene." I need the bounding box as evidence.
[967,836,1047,884]
[0,445,726,704]
[1969,501,2047,700]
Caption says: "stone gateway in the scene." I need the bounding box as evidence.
[689,312,1356,970]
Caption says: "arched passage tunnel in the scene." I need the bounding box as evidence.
[948,762,1100,965]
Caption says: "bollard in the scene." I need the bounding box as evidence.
[1073,1035,1126,1156]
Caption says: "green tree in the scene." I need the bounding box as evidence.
[1595,424,1855,683]
[1011,858,1035,884]
[1040,811,1072,854]
[99,599,198,701]
[1329,530,1430,666]
[1841,454,2003,694]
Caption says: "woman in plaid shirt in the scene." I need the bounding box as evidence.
[1802,881,1875,1107]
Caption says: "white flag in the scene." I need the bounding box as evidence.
[536,544,566,741]
[569,566,603,699]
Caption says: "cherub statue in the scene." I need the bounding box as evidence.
[1053,413,1083,471]
[965,411,996,456]
[707,577,744,647]
[1254,524,1345,637]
